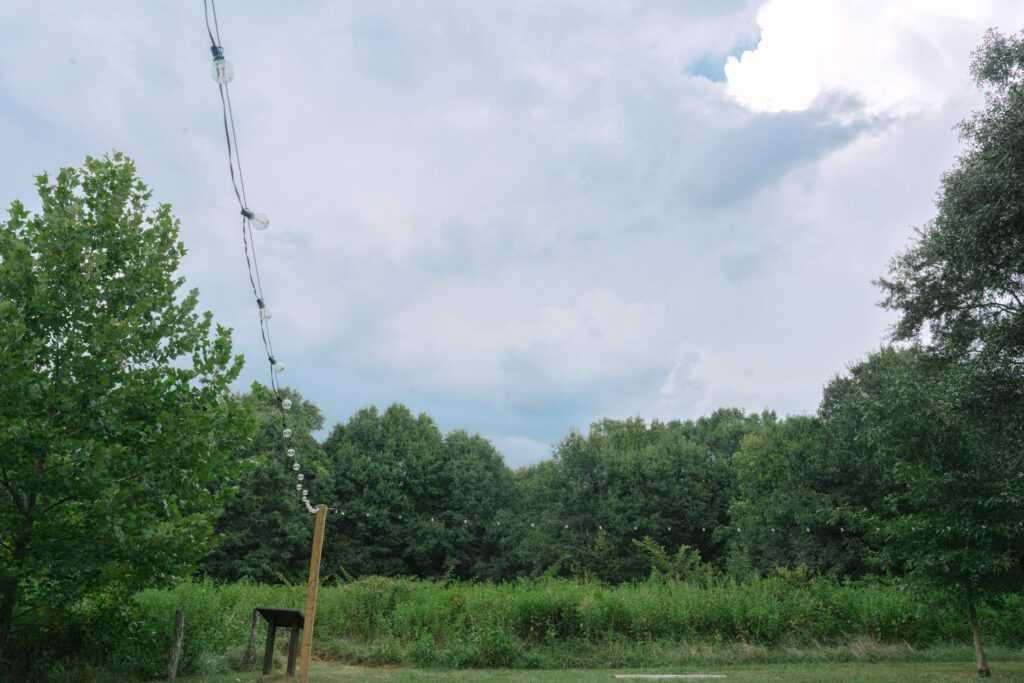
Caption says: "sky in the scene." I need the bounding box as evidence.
[3,1,1023,469]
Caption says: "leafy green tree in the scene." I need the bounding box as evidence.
[442,430,516,580]
[199,384,327,583]
[727,415,835,577]
[511,413,754,583]
[853,348,1024,677]
[727,402,894,579]
[878,29,1024,371]
[0,154,251,659]
[322,404,518,580]
[874,30,1024,676]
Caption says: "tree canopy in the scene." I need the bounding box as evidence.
[878,29,1024,371]
[0,154,251,659]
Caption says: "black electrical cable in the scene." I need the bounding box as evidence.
[206,0,280,400]
[203,0,314,511]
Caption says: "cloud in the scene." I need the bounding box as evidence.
[724,0,1024,117]
[3,0,1022,469]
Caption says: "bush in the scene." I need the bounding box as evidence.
[4,575,1022,678]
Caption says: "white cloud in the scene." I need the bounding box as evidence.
[725,0,1024,116]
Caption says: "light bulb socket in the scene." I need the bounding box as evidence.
[241,208,254,220]
[257,298,266,309]
[268,355,277,366]
[211,45,226,60]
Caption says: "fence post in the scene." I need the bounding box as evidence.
[167,609,184,679]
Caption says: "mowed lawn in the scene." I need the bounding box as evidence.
[179,658,1024,682]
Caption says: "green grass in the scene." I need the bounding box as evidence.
[178,657,1024,682]
[5,576,1022,681]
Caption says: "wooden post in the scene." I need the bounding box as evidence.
[167,609,184,679]
[244,608,259,667]
[299,504,327,683]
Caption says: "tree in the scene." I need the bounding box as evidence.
[726,415,854,577]
[850,349,1024,678]
[0,154,251,660]
[510,414,751,583]
[199,384,326,583]
[441,429,516,581]
[874,30,1024,676]
[878,29,1024,371]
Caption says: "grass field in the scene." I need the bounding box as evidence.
[6,576,1022,681]
[178,657,1024,682]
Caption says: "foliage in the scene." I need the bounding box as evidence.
[875,31,1024,675]
[0,154,251,659]
[848,349,1024,600]
[632,536,706,582]
[319,404,516,581]
[6,576,1024,679]
[509,410,763,583]
[198,384,327,583]
[877,29,1024,371]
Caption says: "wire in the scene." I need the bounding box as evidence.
[203,0,317,512]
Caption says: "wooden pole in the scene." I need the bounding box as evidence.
[167,609,184,679]
[299,504,327,683]
[244,608,259,667]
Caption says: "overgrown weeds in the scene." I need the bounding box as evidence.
[3,576,1022,680]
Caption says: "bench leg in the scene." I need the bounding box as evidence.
[287,626,301,676]
[263,622,277,675]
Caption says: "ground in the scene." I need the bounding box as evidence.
[177,658,1024,682]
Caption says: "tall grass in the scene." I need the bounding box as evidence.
[8,576,1023,680]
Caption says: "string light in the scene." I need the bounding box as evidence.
[203,0,318,514]
[241,208,270,230]
[256,298,272,321]
[210,45,234,84]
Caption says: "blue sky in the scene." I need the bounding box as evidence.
[3,1,1023,468]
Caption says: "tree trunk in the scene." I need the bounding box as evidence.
[0,594,14,664]
[969,601,990,678]
[0,542,25,664]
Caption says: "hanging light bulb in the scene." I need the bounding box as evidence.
[256,298,272,321]
[292,463,300,471]
[303,489,309,497]
[287,448,295,457]
[210,45,235,84]
[282,399,292,410]
[274,362,285,374]
[283,428,292,438]
[297,473,304,481]
[241,208,269,230]
[296,484,302,490]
